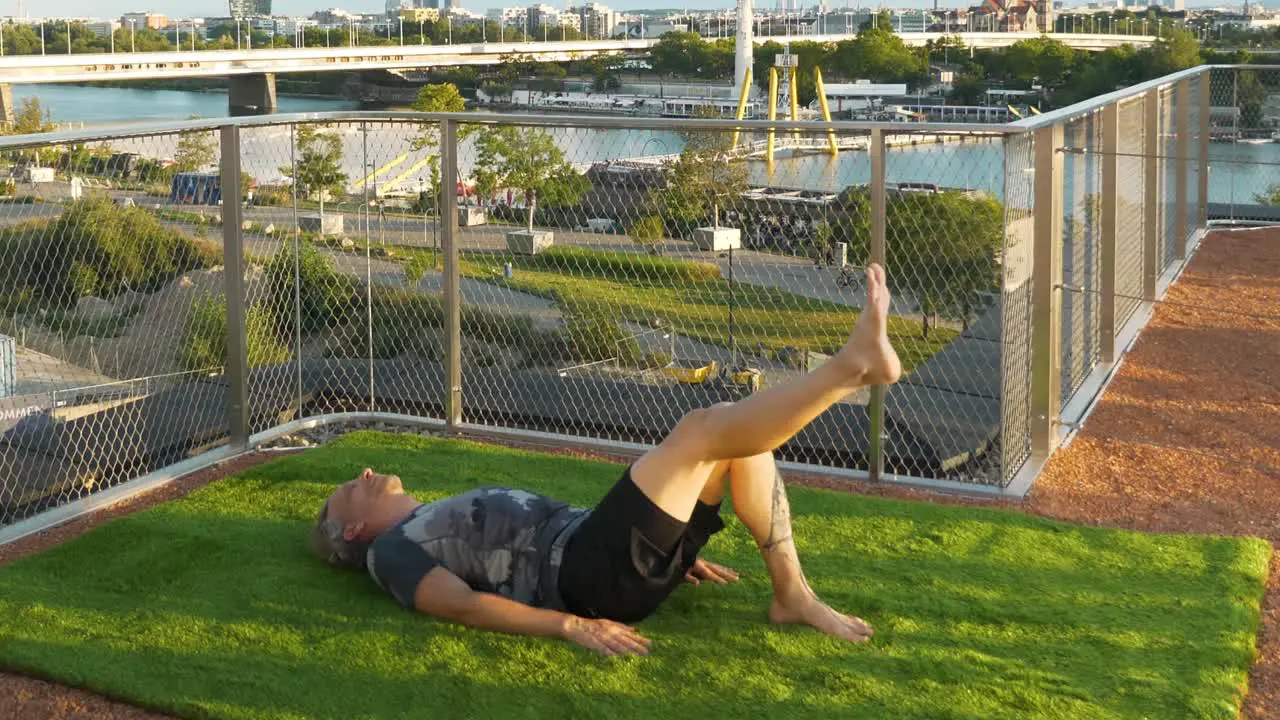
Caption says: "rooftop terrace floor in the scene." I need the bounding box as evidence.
[0,229,1275,719]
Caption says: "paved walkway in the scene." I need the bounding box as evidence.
[1027,228,1280,719]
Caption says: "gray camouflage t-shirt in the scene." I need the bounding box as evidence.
[366,487,589,610]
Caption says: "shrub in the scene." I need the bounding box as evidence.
[402,252,439,285]
[0,198,219,305]
[630,215,666,252]
[565,307,640,365]
[263,240,359,335]
[520,247,720,284]
[254,184,293,207]
[346,289,540,361]
[179,294,291,372]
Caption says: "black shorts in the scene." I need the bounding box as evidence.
[557,466,725,623]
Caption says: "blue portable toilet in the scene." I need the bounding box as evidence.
[169,173,222,206]
[0,334,14,399]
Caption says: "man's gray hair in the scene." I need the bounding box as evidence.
[310,498,369,571]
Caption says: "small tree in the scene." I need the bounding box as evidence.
[173,118,217,173]
[281,125,347,222]
[474,126,584,231]
[6,98,56,167]
[653,106,749,234]
[1256,184,1280,206]
[812,221,833,263]
[884,192,1003,339]
[410,83,469,211]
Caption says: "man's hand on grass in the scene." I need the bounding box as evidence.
[562,616,652,657]
[684,558,739,586]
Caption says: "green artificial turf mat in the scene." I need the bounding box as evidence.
[0,431,1268,720]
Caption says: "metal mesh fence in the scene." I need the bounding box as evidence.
[1060,113,1102,408]
[881,130,1005,484]
[0,69,1242,528]
[999,132,1034,487]
[0,128,231,527]
[1116,97,1146,329]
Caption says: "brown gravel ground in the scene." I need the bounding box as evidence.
[0,229,1276,718]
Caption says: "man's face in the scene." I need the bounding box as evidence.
[325,468,405,542]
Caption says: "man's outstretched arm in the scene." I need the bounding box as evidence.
[412,567,652,656]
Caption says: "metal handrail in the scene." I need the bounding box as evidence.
[0,111,1027,151]
[1009,64,1208,129]
[0,62,1248,150]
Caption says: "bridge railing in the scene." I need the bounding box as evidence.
[0,65,1244,541]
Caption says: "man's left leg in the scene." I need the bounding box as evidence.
[696,453,873,643]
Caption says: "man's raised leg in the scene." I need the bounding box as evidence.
[630,263,902,524]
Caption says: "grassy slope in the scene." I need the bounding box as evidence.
[0,432,1268,720]
[456,250,956,371]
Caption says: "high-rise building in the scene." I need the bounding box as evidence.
[526,4,561,32]
[229,0,272,19]
[571,3,617,38]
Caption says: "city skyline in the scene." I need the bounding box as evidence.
[3,0,1256,20]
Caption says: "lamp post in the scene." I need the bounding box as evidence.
[65,19,71,55]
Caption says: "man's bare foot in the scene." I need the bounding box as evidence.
[769,595,875,644]
[834,263,902,386]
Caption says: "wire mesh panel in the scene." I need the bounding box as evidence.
[1188,71,1203,241]
[1060,113,1102,408]
[449,118,895,476]
[1205,66,1280,218]
[0,129,231,527]
[999,132,1035,487]
[881,130,1005,484]
[1160,86,1178,273]
[1116,97,1146,329]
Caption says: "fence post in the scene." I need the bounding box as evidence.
[440,118,462,429]
[1100,102,1119,365]
[1175,78,1190,260]
[868,128,886,481]
[220,124,250,450]
[1198,69,1211,229]
[1031,122,1064,465]
[1143,88,1160,301]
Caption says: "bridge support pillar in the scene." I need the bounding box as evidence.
[228,74,277,117]
[0,84,13,127]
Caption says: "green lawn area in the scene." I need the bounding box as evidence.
[0,432,1268,720]
[456,248,957,371]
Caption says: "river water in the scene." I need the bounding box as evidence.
[14,84,1280,205]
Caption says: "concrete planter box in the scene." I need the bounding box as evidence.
[458,206,487,227]
[506,229,554,255]
[692,227,742,252]
[299,213,345,236]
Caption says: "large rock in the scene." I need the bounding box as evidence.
[75,296,115,322]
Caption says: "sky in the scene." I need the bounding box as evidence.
[14,0,1246,20]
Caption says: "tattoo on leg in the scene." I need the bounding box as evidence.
[760,470,794,552]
